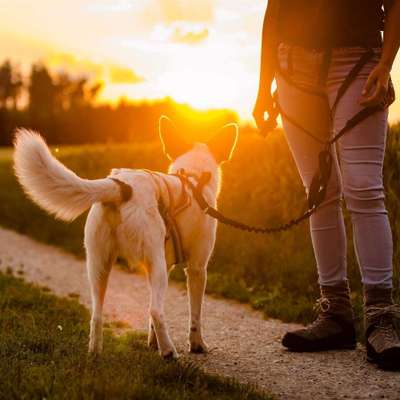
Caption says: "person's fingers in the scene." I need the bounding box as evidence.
[253,92,276,130]
[362,72,376,96]
[360,83,386,107]
[253,110,265,130]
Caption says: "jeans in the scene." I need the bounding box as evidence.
[276,42,393,289]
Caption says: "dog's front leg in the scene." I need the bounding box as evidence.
[147,252,178,359]
[186,265,208,353]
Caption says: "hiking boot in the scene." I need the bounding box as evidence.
[364,288,400,370]
[282,282,356,352]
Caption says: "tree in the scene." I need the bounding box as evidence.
[0,60,23,109]
[29,64,57,118]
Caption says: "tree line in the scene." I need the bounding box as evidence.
[0,60,237,146]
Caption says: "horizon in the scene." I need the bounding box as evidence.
[1,0,400,123]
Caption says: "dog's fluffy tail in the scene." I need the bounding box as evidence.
[14,129,124,221]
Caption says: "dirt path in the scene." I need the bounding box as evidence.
[1,227,399,399]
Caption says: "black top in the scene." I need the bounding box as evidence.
[276,0,385,48]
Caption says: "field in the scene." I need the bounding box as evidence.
[0,126,399,331]
[0,271,270,400]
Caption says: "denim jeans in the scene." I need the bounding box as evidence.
[276,42,393,289]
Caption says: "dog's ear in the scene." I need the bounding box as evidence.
[207,123,239,164]
[159,116,191,160]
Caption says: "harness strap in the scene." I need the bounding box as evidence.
[141,169,191,266]
[328,105,381,146]
[277,104,326,144]
[330,48,375,115]
[168,174,192,217]
[157,200,186,266]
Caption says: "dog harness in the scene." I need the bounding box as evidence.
[142,170,194,266]
[110,170,210,266]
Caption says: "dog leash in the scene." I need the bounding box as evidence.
[109,49,394,240]
[177,47,394,235]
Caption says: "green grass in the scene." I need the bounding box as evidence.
[0,271,271,400]
[0,126,399,332]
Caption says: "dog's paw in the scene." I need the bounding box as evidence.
[161,349,179,360]
[189,340,209,354]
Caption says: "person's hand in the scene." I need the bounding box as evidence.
[360,63,391,108]
[252,90,277,136]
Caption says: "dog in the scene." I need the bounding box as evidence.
[13,116,238,358]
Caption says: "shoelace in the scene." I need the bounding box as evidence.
[366,304,400,320]
[307,297,334,330]
[313,297,331,313]
[366,304,400,341]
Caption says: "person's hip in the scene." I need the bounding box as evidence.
[276,42,382,93]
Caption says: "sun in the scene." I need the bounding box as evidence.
[157,46,240,110]
[98,43,253,117]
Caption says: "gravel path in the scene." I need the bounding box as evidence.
[1,226,399,399]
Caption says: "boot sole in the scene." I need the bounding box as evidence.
[282,332,356,352]
[367,343,400,371]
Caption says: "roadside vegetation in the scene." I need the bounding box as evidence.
[0,271,271,400]
[0,124,399,335]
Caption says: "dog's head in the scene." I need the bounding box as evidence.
[158,116,238,177]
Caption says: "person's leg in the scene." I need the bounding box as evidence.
[327,47,399,369]
[276,44,355,351]
[327,48,393,290]
[276,45,347,286]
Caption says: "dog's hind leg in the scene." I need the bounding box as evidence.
[87,254,113,354]
[146,250,178,359]
[148,318,158,350]
[186,262,209,353]
[85,207,115,354]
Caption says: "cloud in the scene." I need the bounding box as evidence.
[171,26,209,44]
[149,22,209,45]
[46,53,103,78]
[141,0,213,26]
[108,65,145,84]
[46,52,145,84]
[159,0,213,23]
[84,0,136,13]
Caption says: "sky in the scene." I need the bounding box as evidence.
[1,0,400,122]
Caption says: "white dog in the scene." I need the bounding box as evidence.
[13,116,238,358]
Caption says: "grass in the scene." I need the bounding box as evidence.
[0,271,272,400]
[0,126,399,332]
